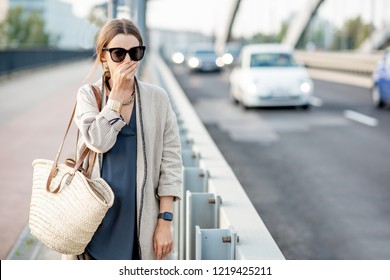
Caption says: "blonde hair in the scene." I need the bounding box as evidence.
[87,19,143,80]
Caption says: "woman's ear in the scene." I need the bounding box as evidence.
[100,51,107,63]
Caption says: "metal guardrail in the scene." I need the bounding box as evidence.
[295,50,383,75]
[146,51,285,260]
[0,49,94,76]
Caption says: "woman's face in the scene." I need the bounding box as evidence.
[101,33,140,75]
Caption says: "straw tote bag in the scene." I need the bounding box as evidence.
[29,85,114,255]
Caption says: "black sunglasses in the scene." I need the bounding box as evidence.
[102,46,146,62]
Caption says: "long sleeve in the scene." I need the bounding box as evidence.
[74,85,126,153]
[157,95,183,200]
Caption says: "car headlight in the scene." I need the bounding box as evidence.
[171,52,185,64]
[242,81,271,96]
[188,57,200,68]
[247,82,257,94]
[223,53,234,65]
[241,82,257,95]
[215,57,224,67]
[300,81,312,94]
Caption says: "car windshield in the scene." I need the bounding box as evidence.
[194,50,216,56]
[250,53,297,67]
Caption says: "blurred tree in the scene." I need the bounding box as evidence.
[0,6,50,48]
[299,23,326,50]
[276,21,288,43]
[87,10,106,29]
[247,21,288,45]
[250,32,278,44]
[332,16,371,50]
[296,15,371,51]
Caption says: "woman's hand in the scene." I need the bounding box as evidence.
[153,219,173,260]
[110,61,139,101]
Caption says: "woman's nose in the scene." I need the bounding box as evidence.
[123,53,132,62]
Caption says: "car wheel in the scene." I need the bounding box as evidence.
[231,95,239,105]
[301,103,311,110]
[230,92,239,105]
[239,100,249,110]
[229,86,239,105]
[371,85,385,108]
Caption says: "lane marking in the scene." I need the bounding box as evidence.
[310,96,323,107]
[344,110,378,127]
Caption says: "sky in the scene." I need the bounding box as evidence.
[61,0,102,18]
[61,0,389,38]
[61,0,307,37]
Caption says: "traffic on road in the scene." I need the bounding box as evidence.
[168,56,390,259]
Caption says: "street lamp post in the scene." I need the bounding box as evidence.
[108,0,119,19]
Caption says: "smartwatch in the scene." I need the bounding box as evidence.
[158,212,173,221]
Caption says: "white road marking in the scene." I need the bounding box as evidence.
[344,110,378,127]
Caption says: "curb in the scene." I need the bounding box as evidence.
[6,225,42,260]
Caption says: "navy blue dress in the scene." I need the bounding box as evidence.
[86,106,139,260]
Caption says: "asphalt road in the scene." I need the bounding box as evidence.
[170,64,390,260]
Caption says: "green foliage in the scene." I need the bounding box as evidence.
[276,21,288,43]
[332,16,371,50]
[87,11,106,29]
[298,15,371,50]
[241,15,371,51]
[246,22,287,45]
[0,6,50,48]
[249,33,278,44]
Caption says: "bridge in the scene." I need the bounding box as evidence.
[3,0,389,77]
[1,0,390,262]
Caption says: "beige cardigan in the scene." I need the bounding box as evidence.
[74,78,182,260]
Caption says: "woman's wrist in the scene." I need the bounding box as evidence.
[107,98,122,113]
[157,219,172,228]
[111,81,134,97]
[108,89,125,102]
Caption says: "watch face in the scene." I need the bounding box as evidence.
[162,212,173,221]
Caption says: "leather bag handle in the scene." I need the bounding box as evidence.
[46,85,102,193]
[85,85,102,178]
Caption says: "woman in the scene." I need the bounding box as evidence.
[64,18,182,260]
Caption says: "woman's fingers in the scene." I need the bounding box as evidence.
[154,239,173,260]
[117,61,139,75]
[157,244,172,260]
[113,61,139,85]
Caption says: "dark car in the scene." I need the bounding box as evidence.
[372,49,390,108]
[186,46,223,73]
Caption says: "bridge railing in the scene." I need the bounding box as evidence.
[144,51,285,260]
[0,49,93,76]
[1,48,383,79]
[295,50,384,76]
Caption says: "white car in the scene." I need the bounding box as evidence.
[229,44,313,109]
